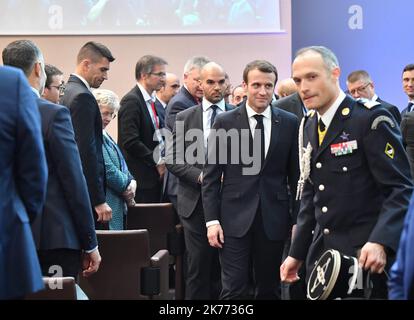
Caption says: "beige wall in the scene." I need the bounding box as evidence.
[0,0,291,140]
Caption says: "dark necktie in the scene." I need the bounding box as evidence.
[210,105,218,128]
[318,118,327,146]
[408,102,414,113]
[253,114,265,168]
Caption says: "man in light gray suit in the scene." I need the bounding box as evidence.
[166,62,233,299]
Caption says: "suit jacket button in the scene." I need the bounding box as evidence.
[322,206,328,213]
[319,184,325,191]
[343,166,348,172]
[323,228,330,235]
[316,162,322,169]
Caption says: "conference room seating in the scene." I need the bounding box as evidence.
[127,203,185,300]
[79,229,169,300]
[25,277,77,300]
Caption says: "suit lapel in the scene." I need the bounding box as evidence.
[315,96,354,159]
[262,106,281,169]
[135,85,154,130]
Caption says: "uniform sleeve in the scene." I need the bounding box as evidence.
[363,109,413,252]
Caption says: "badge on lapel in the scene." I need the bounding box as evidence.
[330,140,358,157]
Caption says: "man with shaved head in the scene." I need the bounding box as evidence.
[166,62,233,299]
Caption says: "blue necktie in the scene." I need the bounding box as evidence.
[210,105,218,128]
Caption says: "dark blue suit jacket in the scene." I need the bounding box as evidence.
[31,97,97,252]
[389,193,414,299]
[0,66,47,299]
[202,103,300,241]
[60,75,106,207]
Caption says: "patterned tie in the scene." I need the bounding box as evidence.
[210,105,218,128]
[318,118,327,146]
[253,114,265,168]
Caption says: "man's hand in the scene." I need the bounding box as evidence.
[82,248,101,277]
[156,163,166,179]
[94,202,112,222]
[358,242,387,274]
[280,256,303,283]
[207,224,224,248]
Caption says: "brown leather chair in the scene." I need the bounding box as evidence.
[79,230,169,300]
[25,277,77,300]
[127,203,185,300]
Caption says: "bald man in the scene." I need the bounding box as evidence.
[277,78,298,98]
[166,62,233,299]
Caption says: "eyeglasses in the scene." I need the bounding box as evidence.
[101,111,116,119]
[50,84,65,95]
[150,72,167,78]
[349,82,371,95]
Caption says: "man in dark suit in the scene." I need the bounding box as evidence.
[0,66,47,300]
[202,60,300,299]
[118,55,168,203]
[155,72,180,129]
[400,64,414,115]
[346,70,401,124]
[166,62,232,299]
[281,46,413,299]
[273,92,306,123]
[3,40,101,280]
[60,41,114,229]
[164,56,210,207]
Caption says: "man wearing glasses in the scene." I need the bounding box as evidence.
[42,64,65,104]
[346,70,401,124]
[118,55,168,203]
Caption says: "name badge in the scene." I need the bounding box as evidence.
[330,140,358,157]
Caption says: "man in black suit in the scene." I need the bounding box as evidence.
[3,40,101,279]
[155,72,180,129]
[273,92,306,123]
[281,46,413,299]
[202,60,300,299]
[60,41,114,230]
[347,70,401,124]
[163,56,210,207]
[401,64,414,115]
[166,62,233,299]
[118,55,168,203]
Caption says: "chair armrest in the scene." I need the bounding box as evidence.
[150,249,170,300]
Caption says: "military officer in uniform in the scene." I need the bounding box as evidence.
[280,46,413,299]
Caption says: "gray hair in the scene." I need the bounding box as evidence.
[295,46,339,71]
[93,89,120,111]
[2,40,43,77]
[183,56,210,74]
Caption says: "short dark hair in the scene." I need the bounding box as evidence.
[403,64,414,74]
[77,41,115,64]
[45,64,63,88]
[2,40,42,77]
[243,60,278,85]
[135,55,168,80]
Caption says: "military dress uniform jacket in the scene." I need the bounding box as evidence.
[289,95,413,272]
